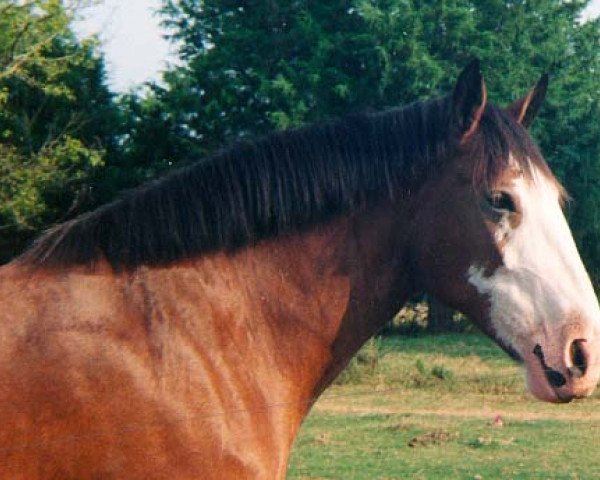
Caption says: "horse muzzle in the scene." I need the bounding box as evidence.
[524,337,600,403]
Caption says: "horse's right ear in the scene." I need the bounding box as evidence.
[505,74,548,128]
[451,59,487,143]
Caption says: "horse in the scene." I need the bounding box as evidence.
[0,60,598,479]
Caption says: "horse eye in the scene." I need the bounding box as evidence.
[487,191,516,213]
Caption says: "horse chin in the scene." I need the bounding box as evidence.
[524,362,568,403]
[496,338,523,363]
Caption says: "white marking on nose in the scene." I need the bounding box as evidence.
[468,159,600,355]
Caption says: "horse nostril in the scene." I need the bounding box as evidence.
[569,339,588,378]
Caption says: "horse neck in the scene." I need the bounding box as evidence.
[181,197,414,399]
[310,199,415,393]
[117,197,414,421]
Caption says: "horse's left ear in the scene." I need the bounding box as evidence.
[451,59,488,142]
[505,74,548,128]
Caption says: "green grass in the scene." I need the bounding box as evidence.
[288,334,600,479]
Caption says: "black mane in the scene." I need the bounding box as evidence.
[20,96,543,269]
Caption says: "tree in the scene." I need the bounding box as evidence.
[0,0,118,260]
[154,1,597,144]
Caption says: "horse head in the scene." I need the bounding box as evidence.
[411,61,600,403]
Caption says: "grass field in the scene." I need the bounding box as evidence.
[287,334,600,479]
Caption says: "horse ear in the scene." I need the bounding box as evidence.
[451,59,487,142]
[506,74,548,128]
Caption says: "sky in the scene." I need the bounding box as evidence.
[77,0,600,93]
[76,0,174,92]
[586,0,600,19]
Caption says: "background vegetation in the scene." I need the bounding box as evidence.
[289,334,600,479]
[1,0,600,312]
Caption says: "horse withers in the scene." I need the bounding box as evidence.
[0,61,598,478]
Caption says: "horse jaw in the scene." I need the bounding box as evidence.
[467,161,600,402]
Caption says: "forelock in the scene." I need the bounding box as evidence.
[471,105,565,201]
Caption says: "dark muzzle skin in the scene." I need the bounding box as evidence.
[533,344,566,389]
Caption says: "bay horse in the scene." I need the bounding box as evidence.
[1,61,599,478]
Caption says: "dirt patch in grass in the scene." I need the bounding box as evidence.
[314,402,600,422]
[408,429,458,447]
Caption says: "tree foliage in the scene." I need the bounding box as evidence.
[0,0,117,259]
[154,1,594,140]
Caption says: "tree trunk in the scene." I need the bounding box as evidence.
[426,296,455,333]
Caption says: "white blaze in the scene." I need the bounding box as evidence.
[468,160,600,354]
